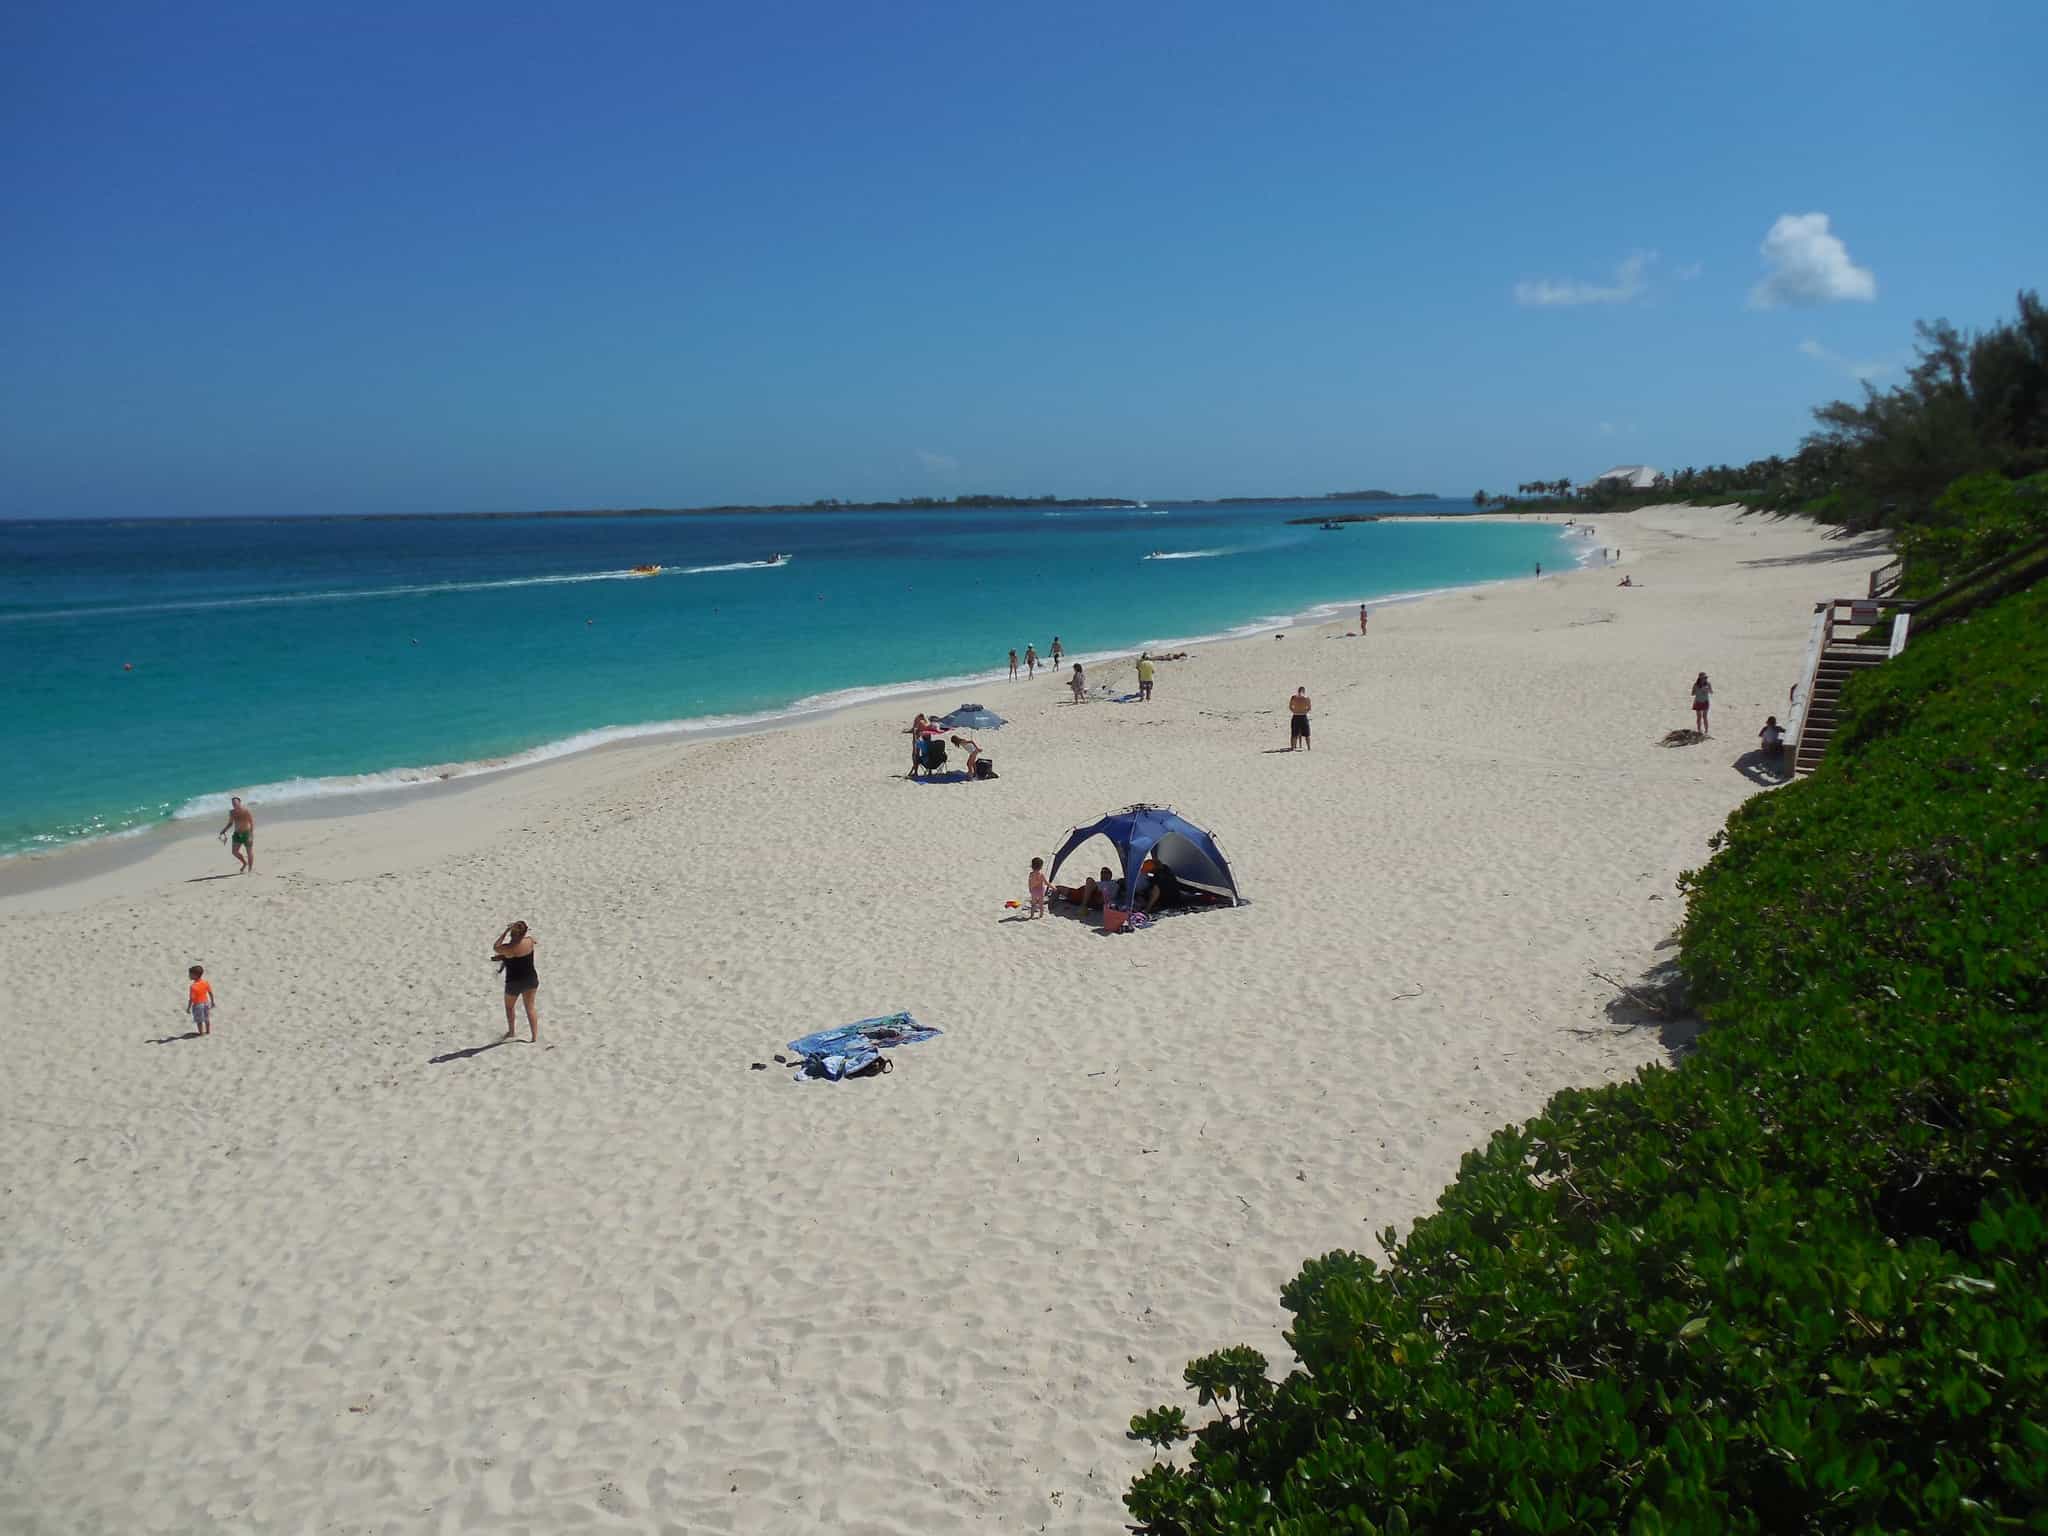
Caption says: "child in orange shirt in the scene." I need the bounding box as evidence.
[187,965,215,1036]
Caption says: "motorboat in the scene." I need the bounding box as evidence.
[628,564,661,575]
[765,552,793,566]
[1319,521,1345,531]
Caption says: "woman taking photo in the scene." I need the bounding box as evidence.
[494,921,540,1042]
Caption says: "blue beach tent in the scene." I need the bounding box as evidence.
[1045,804,1241,910]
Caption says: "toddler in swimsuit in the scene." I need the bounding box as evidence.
[1027,857,1048,918]
[187,965,214,1036]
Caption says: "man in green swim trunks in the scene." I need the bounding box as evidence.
[219,795,255,874]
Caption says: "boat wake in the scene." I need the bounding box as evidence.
[1142,548,1231,561]
[680,556,792,574]
[2,558,792,623]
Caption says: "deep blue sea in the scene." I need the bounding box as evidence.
[0,500,1574,856]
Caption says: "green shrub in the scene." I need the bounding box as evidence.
[1125,578,2048,1533]
[1897,472,2048,597]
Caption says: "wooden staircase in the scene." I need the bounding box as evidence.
[1792,638,1890,774]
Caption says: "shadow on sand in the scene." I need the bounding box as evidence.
[1739,529,1894,569]
[148,1031,203,1044]
[1733,747,1794,787]
[1593,957,1702,1063]
[430,1038,515,1064]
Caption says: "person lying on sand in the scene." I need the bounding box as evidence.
[1054,867,1117,909]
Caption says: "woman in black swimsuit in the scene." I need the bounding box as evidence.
[494,921,540,1042]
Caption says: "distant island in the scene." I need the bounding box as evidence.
[22,489,1446,525]
[362,490,1443,522]
[1208,489,1437,506]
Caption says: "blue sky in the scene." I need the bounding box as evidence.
[2,1,2041,517]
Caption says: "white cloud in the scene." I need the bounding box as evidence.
[1598,421,1617,435]
[915,449,958,472]
[1798,337,1893,382]
[1749,214,1876,308]
[1514,250,1655,308]
[1675,262,1703,281]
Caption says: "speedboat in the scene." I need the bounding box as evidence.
[1319,521,1345,531]
[765,552,793,566]
[629,564,661,575]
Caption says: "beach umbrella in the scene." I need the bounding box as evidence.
[937,703,1007,731]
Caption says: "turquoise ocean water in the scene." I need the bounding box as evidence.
[0,501,1576,856]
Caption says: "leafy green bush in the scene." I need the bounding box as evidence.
[1897,472,2048,597]
[1125,578,2048,1533]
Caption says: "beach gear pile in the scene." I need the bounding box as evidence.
[787,1012,941,1082]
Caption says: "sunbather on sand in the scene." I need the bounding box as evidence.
[1055,867,1117,909]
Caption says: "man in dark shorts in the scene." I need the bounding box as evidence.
[218,796,255,873]
[1288,686,1312,750]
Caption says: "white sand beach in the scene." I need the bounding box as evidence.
[0,505,1891,1533]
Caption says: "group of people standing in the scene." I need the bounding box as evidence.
[1007,636,1064,680]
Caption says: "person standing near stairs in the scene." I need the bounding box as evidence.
[1692,672,1713,735]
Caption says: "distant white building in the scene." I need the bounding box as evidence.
[1591,464,1662,490]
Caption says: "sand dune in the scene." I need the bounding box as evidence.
[0,505,1888,1533]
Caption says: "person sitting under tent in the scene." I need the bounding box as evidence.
[1136,856,1184,913]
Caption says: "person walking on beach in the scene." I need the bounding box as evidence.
[1136,653,1155,701]
[1692,673,1713,735]
[1008,648,1019,680]
[1050,636,1063,667]
[1359,604,1368,635]
[1027,856,1048,918]
[218,796,255,873]
[1069,662,1086,703]
[1287,686,1312,750]
[494,921,540,1042]
[1024,643,1038,678]
[186,965,215,1037]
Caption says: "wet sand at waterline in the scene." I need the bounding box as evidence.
[0,505,1889,1532]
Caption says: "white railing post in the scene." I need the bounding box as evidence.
[1888,610,1912,659]
[1787,603,1831,760]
